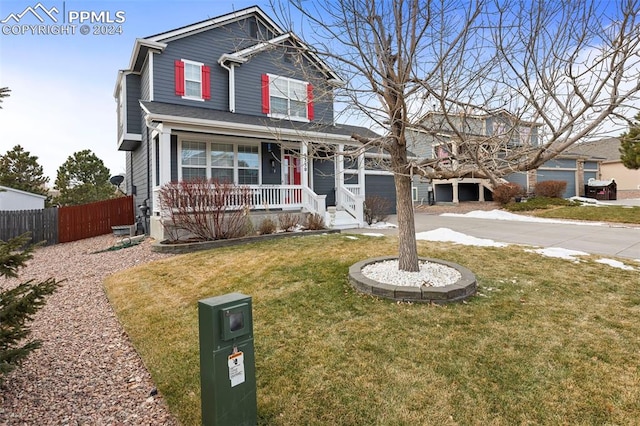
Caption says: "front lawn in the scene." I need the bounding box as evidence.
[104,234,640,425]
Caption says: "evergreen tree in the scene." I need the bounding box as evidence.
[0,145,49,196]
[619,113,640,170]
[0,87,10,108]
[54,150,115,206]
[0,234,61,383]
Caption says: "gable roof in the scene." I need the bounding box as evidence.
[121,6,343,84]
[145,6,284,43]
[0,185,47,200]
[566,137,621,162]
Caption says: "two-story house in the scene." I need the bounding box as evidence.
[115,6,380,239]
[406,109,601,202]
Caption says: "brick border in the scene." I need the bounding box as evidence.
[349,256,477,304]
[151,229,340,254]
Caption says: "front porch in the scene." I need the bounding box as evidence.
[149,183,364,240]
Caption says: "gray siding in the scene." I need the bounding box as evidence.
[261,142,281,184]
[365,175,396,214]
[140,54,151,101]
[171,136,178,182]
[412,177,432,205]
[125,74,141,134]
[131,125,150,211]
[313,157,336,206]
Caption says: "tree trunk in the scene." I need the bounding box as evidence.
[394,172,419,272]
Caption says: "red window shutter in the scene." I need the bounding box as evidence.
[174,60,185,96]
[202,65,211,100]
[307,83,314,121]
[261,74,270,114]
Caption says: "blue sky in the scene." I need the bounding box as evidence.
[0,0,275,184]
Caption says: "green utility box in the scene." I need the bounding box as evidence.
[199,293,256,426]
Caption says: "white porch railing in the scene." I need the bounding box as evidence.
[344,184,362,196]
[336,186,365,226]
[152,184,326,217]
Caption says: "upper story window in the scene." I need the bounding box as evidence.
[261,74,314,122]
[174,59,211,101]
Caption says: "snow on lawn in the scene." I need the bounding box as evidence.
[595,258,637,270]
[416,228,508,247]
[525,247,589,262]
[416,227,636,270]
[442,209,605,226]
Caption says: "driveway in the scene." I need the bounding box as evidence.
[347,202,640,260]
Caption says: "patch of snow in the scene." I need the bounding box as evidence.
[361,259,461,288]
[368,221,397,229]
[344,236,359,240]
[525,247,588,262]
[361,232,385,237]
[595,258,636,270]
[442,209,605,226]
[416,228,508,247]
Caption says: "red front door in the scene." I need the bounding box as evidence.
[284,154,301,185]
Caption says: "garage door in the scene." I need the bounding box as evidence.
[536,170,576,198]
[365,174,396,214]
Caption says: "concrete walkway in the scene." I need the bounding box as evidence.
[346,204,640,260]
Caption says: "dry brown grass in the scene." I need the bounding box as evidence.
[104,234,640,425]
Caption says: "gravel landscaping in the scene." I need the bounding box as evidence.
[0,235,177,425]
[361,259,462,287]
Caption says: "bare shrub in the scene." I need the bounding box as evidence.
[257,217,277,235]
[493,183,525,205]
[278,212,299,232]
[304,213,326,230]
[534,180,567,198]
[364,195,392,225]
[157,179,254,241]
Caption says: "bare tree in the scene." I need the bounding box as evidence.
[274,0,640,271]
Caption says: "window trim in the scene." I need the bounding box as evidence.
[178,136,261,185]
[265,73,312,122]
[181,59,205,101]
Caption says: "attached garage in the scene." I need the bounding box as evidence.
[365,174,396,214]
[536,169,577,198]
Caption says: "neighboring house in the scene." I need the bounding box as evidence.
[115,7,381,239]
[406,109,603,201]
[406,109,543,203]
[567,137,640,198]
[0,185,46,211]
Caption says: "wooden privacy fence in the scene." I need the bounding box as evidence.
[58,196,135,243]
[0,196,135,245]
[0,208,58,245]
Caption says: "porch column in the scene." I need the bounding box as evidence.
[358,149,366,197]
[301,141,309,188]
[452,180,459,204]
[478,182,485,202]
[336,144,345,208]
[158,124,172,186]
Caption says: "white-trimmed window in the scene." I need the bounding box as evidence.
[179,138,260,185]
[174,59,211,101]
[261,74,314,121]
[181,140,207,180]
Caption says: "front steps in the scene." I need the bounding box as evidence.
[326,207,361,230]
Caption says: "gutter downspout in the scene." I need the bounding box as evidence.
[218,54,247,113]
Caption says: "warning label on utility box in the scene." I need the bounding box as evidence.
[228,351,245,387]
